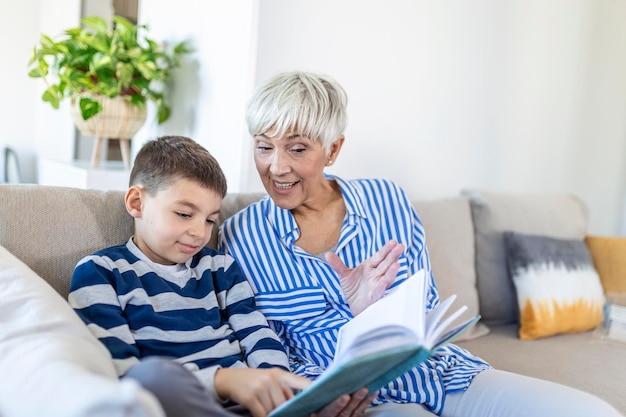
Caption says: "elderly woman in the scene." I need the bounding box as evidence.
[219,71,622,417]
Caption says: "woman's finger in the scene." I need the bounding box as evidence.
[326,252,350,277]
[367,240,398,268]
[336,388,370,416]
[374,243,405,275]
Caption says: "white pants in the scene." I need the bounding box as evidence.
[364,369,623,417]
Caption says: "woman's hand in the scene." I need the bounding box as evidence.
[326,240,405,316]
[214,367,311,417]
[312,388,375,417]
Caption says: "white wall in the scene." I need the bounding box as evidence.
[248,0,626,235]
[2,0,81,183]
[4,0,626,235]
[2,0,41,183]
[136,0,257,192]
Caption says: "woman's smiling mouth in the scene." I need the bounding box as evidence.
[273,180,299,190]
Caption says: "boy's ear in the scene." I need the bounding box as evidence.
[125,185,144,218]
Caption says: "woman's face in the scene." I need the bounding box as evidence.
[253,128,341,210]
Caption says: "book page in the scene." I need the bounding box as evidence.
[424,295,468,347]
[334,270,427,361]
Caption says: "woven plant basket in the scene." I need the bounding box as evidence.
[71,95,147,140]
[71,95,147,167]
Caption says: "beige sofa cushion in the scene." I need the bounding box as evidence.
[413,197,489,341]
[0,185,132,299]
[464,190,589,325]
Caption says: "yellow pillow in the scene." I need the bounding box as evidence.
[586,235,626,294]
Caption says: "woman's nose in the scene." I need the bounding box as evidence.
[269,151,289,175]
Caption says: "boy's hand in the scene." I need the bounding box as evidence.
[215,367,311,417]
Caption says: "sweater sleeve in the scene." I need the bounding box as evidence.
[68,255,140,377]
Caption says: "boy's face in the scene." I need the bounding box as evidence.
[128,178,222,265]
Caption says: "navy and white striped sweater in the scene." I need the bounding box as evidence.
[69,238,288,396]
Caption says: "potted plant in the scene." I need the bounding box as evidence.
[27,15,190,167]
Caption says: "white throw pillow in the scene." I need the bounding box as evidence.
[0,245,164,417]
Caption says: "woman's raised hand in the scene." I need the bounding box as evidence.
[325,240,405,316]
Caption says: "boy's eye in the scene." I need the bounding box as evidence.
[176,212,191,219]
[206,218,217,225]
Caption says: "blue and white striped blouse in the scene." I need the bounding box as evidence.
[69,238,288,397]
[219,176,491,414]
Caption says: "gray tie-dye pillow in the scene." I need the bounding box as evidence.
[503,232,605,340]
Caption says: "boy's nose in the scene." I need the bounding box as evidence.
[188,220,207,238]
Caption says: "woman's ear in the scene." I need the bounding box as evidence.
[327,135,345,166]
[125,185,144,219]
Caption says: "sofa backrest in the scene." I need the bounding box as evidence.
[9,185,592,340]
[0,184,265,298]
[0,185,132,298]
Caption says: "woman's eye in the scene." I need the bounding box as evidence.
[255,140,273,151]
[206,218,216,225]
[291,147,306,154]
[176,212,191,219]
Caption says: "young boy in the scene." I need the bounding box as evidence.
[68,136,311,417]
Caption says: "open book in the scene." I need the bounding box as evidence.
[268,269,480,417]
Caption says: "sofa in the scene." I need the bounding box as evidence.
[0,184,624,416]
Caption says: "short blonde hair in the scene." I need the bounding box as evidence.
[246,71,348,153]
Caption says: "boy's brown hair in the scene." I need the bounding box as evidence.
[129,135,227,198]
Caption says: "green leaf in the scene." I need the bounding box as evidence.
[157,104,170,124]
[66,69,94,89]
[112,16,134,32]
[39,34,56,49]
[135,60,158,79]
[92,52,113,71]
[65,27,84,37]
[28,67,43,78]
[42,86,61,109]
[129,94,146,108]
[28,57,49,78]
[126,46,142,59]
[116,62,135,86]
[78,97,102,120]
[174,41,192,55]
[81,16,108,33]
